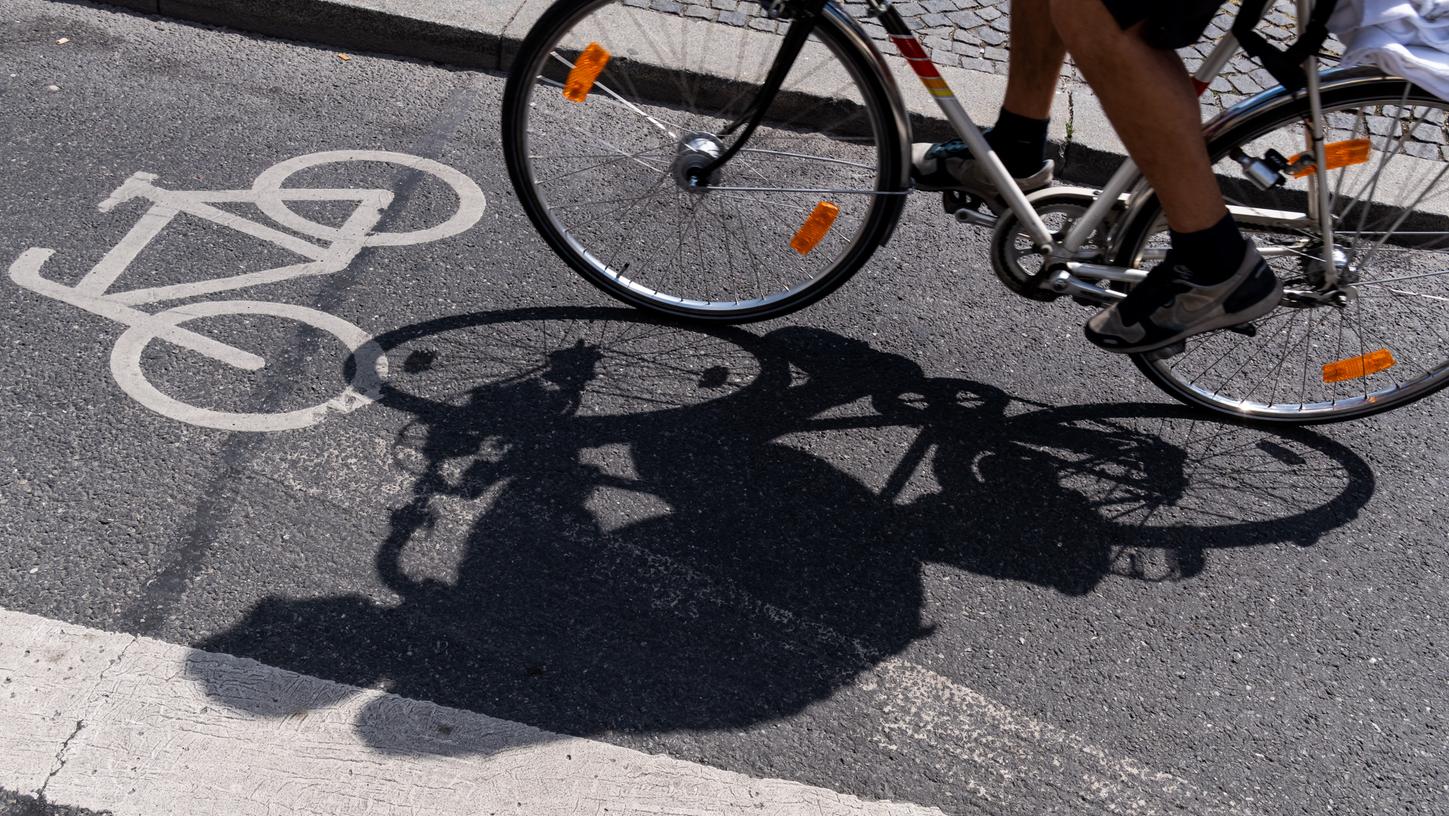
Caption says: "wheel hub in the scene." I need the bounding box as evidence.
[1284,244,1357,308]
[672,132,724,192]
[1303,244,1356,285]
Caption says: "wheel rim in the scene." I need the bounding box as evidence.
[509,0,898,314]
[1131,86,1449,421]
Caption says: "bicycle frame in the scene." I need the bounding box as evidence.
[735,0,1343,303]
[506,1,1449,422]
[880,0,1341,290]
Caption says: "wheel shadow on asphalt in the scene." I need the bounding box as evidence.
[190,305,1375,754]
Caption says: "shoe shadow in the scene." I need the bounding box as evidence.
[190,306,1374,755]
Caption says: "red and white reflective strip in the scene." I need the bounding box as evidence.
[891,35,954,98]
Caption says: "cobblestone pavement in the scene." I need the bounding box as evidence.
[657,0,1343,110]
[654,1,1449,156]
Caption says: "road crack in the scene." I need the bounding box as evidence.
[36,633,139,800]
[37,718,84,800]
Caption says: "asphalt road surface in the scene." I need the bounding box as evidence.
[1,2,1445,815]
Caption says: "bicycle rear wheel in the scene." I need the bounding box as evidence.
[502,0,907,322]
[1119,78,1449,423]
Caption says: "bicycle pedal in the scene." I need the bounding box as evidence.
[1145,341,1186,361]
[953,207,997,228]
[942,190,997,228]
[941,189,972,214]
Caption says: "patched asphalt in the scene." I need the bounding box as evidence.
[1,2,1445,815]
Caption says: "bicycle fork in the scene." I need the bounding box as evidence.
[695,0,834,184]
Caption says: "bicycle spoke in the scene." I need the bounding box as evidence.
[509,0,893,317]
[547,50,677,138]
[1354,269,1449,287]
[533,142,672,187]
[1135,88,1449,419]
[738,147,876,170]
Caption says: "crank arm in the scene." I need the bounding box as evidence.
[1066,262,1148,285]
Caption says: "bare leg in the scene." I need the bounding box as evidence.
[1049,0,1225,232]
[1003,0,1068,119]
[916,1,1065,184]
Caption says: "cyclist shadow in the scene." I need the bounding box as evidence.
[191,306,1374,755]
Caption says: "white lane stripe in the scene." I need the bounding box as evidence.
[0,608,941,816]
[859,658,1246,816]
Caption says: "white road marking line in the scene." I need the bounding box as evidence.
[682,591,1248,816]
[108,300,389,432]
[859,658,1247,815]
[0,607,942,816]
[510,514,1254,816]
[7,150,488,432]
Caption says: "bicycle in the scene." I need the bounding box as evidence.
[8,150,486,431]
[502,0,1449,424]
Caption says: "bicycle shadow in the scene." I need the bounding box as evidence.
[191,306,1374,754]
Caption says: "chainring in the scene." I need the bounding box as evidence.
[988,192,1103,302]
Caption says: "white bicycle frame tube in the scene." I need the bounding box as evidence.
[1300,0,1340,286]
[890,2,1329,267]
[886,28,1056,247]
[938,98,1057,247]
[1060,35,1244,253]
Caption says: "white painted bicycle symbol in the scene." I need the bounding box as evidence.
[8,150,486,432]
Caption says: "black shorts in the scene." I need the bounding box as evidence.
[1100,0,1228,50]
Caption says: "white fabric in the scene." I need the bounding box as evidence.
[1329,0,1449,99]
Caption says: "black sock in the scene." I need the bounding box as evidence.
[1167,214,1247,284]
[985,107,1049,178]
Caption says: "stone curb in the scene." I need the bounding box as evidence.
[100,0,520,70]
[95,0,1129,184]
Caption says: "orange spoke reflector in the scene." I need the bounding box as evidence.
[1291,138,1373,178]
[790,202,841,255]
[1322,348,1396,383]
[563,43,611,103]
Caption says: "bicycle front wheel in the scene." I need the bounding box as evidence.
[1120,78,1449,423]
[502,0,907,322]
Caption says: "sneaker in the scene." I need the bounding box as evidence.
[911,138,1054,197]
[1084,242,1283,354]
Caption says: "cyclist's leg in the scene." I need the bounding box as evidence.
[1001,0,1067,122]
[1052,0,1281,354]
[913,0,1064,191]
[1051,0,1224,232]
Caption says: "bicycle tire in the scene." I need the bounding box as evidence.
[1116,78,1449,424]
[502,0,907,323]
